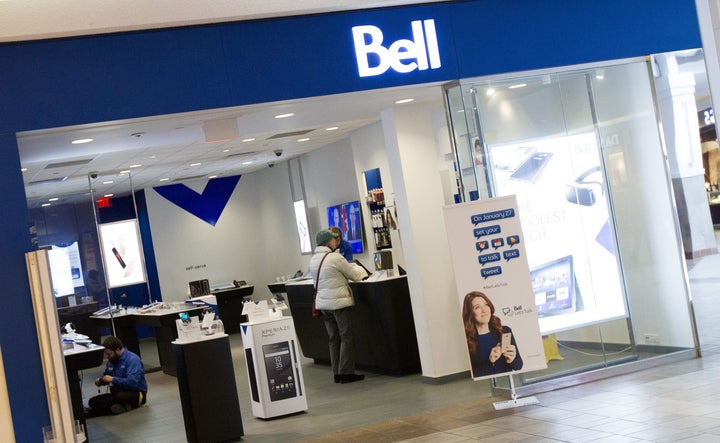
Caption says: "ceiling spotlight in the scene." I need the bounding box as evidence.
[119,170,131,174]
[508,83,527,89]
[129,164,142,168]
[21,167,27,172]
[275,113,294,119]
[208,175,218,179]
[326,127,339,131]
[48,197,59,202]
[242,161,253,165]
[486,88,496,96]
[298,138,310,142]
[595,69,605,80]
[395,98,414,104]
[41,203,51,207]
[71,138,93,144]
[159,177,170,182]
[242,138,255,142]
[102,180,114,185]
[104,194,114,198]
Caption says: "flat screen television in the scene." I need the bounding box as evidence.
[327,200,364,254]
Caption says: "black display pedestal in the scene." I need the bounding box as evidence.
[212,286,254,334]
[173,335,244,443]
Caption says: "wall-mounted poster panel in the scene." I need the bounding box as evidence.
[47,242,84,297]
[487,132,627,334]
[99,219,147,288]
[444,195,546,381]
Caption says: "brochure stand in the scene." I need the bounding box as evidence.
[240,313,307,419]
[492,374,540,410]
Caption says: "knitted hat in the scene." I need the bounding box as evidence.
[315,229,338,246]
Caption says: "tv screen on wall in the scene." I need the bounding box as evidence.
[327,200,363,254]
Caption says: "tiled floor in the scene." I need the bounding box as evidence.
[84,245,720,442]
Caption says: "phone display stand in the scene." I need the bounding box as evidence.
[175,316,202,342]
[492,374,540,410]
[240,316,307,418]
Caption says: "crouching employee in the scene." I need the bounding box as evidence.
[86,336,147,417]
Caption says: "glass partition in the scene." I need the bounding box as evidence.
[446,58,697,386]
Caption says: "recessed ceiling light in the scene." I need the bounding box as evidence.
[275,113,294,119]
[395,98,414,104]
[242,161,253,165]
[159,177,170,182]
[326,127,339,131]
[486,88,496,96]
[222,149,230,153]
[41,203,51,207]
[508,83,526,89]
[119,170,131,174]
[21,167,27,172]
[242,138,255,142]
[190,162,201,167]
[208,175,218,179]
[102,180,114,185]
[104,194,114,197]
[129,164,142,168]
[149,155,156,159]
[71,138,93,144]
[48,197,59,202]
[298,138,310,142]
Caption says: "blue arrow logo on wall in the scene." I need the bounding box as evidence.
[153,175,241,226]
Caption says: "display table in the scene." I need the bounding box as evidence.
[213,285,254,334]
[285,276,421,375]
[173,335,244,443]
[64,343,104,439]
[89,309,141,357]
[241,316,307,419]
[58,302,101,344]
[133,305,205,376]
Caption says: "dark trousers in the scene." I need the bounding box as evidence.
[88,390,146,417]
[322,307,354,375]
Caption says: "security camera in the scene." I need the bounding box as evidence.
[90,172,98,179]
[273,149,283,157]
[268,162,275,168]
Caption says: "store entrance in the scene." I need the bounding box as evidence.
[445,58,699,387]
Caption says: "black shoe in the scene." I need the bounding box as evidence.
[339,374,365,384]
[110,403,132,414]
[334,374,341,383]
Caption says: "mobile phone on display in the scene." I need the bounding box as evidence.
[510,152,552,183]
[262,341,297,402]
[111,247,127,269]
[179,312,190,324]
[501,332,512,353]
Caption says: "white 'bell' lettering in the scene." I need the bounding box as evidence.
[352,19,441,78]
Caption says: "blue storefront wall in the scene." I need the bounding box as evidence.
[0,0,700,440]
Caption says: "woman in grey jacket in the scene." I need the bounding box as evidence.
[309,229,368,383]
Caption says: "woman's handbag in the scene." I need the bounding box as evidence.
[312,252,331,318]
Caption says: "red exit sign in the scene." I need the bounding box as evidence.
[96,197,112,208]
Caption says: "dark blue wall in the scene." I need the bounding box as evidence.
[0,0,701,440]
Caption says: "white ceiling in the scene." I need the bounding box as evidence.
[18,84,446,208]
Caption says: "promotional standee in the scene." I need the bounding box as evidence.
[241,315,307,419]
[444,195,546,408]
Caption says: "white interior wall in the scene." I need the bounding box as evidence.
[350,121,406,269]
[145,175,264,301]
[382,99,469,378]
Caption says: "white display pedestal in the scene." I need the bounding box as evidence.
[240,316,307,419]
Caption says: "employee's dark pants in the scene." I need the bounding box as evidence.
[87,390,146,417]
[322,307,354,375]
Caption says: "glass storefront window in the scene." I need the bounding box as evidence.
[445,58,697,387]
